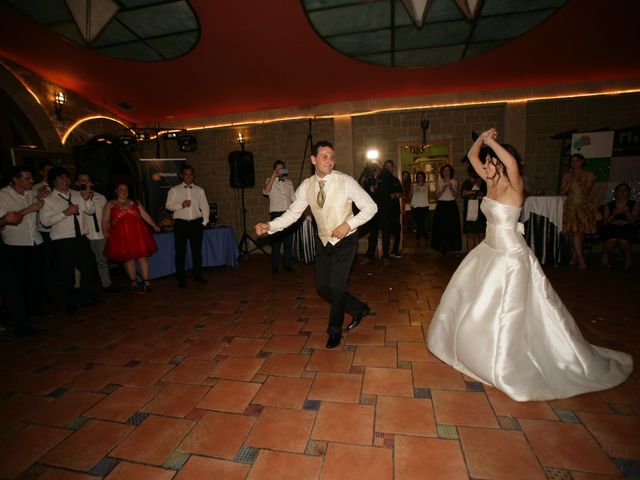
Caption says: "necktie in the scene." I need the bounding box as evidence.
[317,180,326,208]
[59,193,81,238]
[91,213,100,233]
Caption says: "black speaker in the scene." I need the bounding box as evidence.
[228,151,255,188]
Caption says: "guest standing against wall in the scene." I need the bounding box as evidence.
[165,165,210,288]
[431,163,461,255]
[263,160,296,273]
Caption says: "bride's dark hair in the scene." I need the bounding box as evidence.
[485,144,523,183]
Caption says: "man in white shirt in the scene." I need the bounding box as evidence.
[0,165,45,331]
[263,160,296,273]
[76,173,115,292]
[165,165,210,288]
[256,141,377,349]
[40,167,98,314]
[0,211,31,336]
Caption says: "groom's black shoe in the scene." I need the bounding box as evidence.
[326,334,341,349]
[346,305,371,331]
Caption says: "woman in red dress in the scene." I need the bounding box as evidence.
[103,183,160,292]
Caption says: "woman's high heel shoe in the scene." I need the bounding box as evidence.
[143,281,152,292]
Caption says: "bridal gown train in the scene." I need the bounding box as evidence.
[427,197,633,401]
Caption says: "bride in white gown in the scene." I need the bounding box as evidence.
[427,129,633,401]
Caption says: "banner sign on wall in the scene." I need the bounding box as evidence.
[140,158,185,228]
[571,131,614,182]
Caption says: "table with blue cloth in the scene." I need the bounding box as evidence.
[147,226,239,279]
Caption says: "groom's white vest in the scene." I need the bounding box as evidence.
[306,171,356,246]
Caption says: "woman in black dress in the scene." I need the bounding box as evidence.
[600,183,639,269]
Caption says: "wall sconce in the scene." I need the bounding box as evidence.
[53,91,67,120]
[237,132,246,151]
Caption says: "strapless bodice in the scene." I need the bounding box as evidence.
[481,197,525,252]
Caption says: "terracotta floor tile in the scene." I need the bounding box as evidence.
[308,372,363,403]
[95,344,147,366]
[36,469,98,480]
[596,380,640,404]
[246,407,316,453]
[394,435,468,480]
[362,367,414,397]
[375,396,437,436]
[373,311,411,327]
[263,334,308,353]
[111,415,193,465]
[211,356,265,381]
[253,376,312,409]
[142,383,209,417]
[571,473,625,480]
[411,362,466,390]
[0,424,71,479]
[304,332,337,350]
[345,329,386,346]
[459,427,546,479]
[26,390,105,427]
[175,455,250,480]
[65,365,128,392]
[116,361,175,387]
[198,379,261,413]
[229,323,269,338]
[519,418,619,474]
[431,390,499,428]
[224,337,268,356]
[320,443,392,480]
[179,411,255,459]
[85,386,157,421]
[306,350,354,373]
[385,326,424,342]
[20,367,83,396]
[161,358,215,384]
[578,411,640,458]
[105,461,175,479]
[302,318,327,333]
[247,450,322,480]
[258,353,309,377]
[138,342,187,362]
[40,419,133,471]
[352,345,396,368]
[268,321,303,335]
[180,339,226,359]
[311,402,374,445]
[0,394,53,431]
[485,388,557,420]
[549,392,613,413]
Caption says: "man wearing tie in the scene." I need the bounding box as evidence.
[40,167,98,314]
[256,141,377,349]
[76,172,115,292]
[165,165,209,288]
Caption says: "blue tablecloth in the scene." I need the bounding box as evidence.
[146,226,239,279]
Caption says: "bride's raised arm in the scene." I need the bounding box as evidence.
[467,133,488,181]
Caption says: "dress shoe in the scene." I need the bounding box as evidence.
[326,334,341,349]
[284,266,295,273]
[178,280,187,288]
[346,305,370,331]
[15,326,42,339]
[194,276,208,284]
[102,285,121,293]
[271,267,278,274]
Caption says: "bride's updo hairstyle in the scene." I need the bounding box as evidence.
[485,144,523,184]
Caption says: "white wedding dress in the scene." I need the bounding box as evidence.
[427,197,633,401]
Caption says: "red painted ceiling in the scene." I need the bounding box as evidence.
[0,0,639,125]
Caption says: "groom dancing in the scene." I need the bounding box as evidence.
[256,141,377,348]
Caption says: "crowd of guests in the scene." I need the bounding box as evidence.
[356,153,638,269]
[0,162,210,337]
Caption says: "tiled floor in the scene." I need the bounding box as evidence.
[0,246,638,479]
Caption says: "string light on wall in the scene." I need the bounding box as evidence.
[53,91,67,120]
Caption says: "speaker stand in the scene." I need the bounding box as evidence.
[237,186,268,257]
